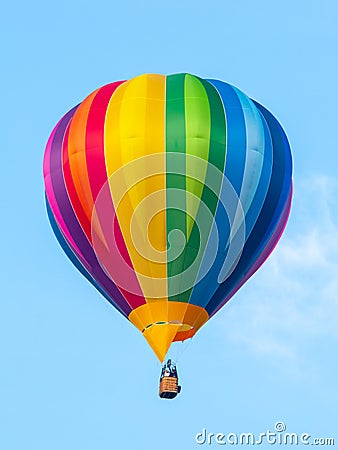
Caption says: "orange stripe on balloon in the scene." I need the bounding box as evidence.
[67,89,99,232]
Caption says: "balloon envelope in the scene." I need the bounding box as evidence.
[43,73,292,361]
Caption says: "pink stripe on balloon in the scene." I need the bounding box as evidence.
[43,116,84,259]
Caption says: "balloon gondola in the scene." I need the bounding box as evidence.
[159,359,181,399]
[43,73,292,398]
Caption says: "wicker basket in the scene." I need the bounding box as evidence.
[159,376,179,399]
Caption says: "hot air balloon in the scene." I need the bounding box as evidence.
[43,73,292,399]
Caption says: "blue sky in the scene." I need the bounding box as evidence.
[1,1,338,449]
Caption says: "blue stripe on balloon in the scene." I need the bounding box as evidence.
[188,181,232,308]
[206,80,247,197]
[209,104,274,295]
[204,100,292,316]
[231,87,265,216]
[209,185,292,318]
[241,109,273,239]
[250,100,292,250]
[188,80,248,308]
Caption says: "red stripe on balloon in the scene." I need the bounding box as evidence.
[84,82,146,309]
[85,81,126,200]
[62,123,92,241]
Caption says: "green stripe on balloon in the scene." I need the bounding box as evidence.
[165,75,227,303]
[195,78,227,237]
[180,78,227,303]
[173,75,211,303]
[166,73,187,296]
[185,74,211,239]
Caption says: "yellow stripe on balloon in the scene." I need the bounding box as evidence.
[104,74,167,302]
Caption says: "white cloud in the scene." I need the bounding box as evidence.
[219,174,338,372]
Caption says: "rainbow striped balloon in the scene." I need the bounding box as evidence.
[43,73,292,361]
